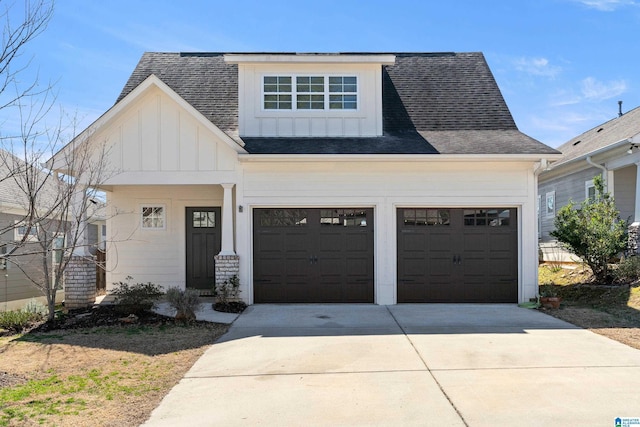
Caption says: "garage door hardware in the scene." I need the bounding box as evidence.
[308,255,319,264]
[452,254,462,264]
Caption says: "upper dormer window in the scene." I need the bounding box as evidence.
[263,75,358,111]
[328,76,357,109]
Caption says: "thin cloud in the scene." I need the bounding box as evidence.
[549,77,627,106]
[573,0,637,11]
[513,57,562,78]
[580,77,627,100]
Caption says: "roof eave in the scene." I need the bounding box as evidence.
[224,53,396,65]
[548,133,640,171]
[238,153,563,162]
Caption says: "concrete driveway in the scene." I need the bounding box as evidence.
[142,304,640,426]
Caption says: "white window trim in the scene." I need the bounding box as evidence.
[545,191,555,217]
[585,179,595,201]
[14,220,38,241]
[261,73,360,112]
[537,194,542,238]
[52,234,65,265]
[140,204,167,230]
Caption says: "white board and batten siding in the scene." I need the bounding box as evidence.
[95,85,239,186]
[97,84,241,290]
[237,63,383,137]
[235,160,540,304]
[106,185,226,291]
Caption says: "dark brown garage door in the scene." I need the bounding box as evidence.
[253,208,374,303]
[397,208,517,303]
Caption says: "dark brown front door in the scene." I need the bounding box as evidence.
[397,208,517,303]
[186,207,221,290]
[253,208,374,303]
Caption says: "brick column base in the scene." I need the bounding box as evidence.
[628,224,640,256]
[64,256,97,309]
[214,254,240,287]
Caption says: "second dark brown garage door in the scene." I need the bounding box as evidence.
[397,208,517,303]
[253,208,374,303]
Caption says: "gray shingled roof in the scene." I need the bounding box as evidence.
[117,52,558,156]
[0,150,60,212]
[551,106,640,167]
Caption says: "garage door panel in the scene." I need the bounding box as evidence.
[488,233,512,250]
[428,232,453,249]
[317,232,342,251]
[402,257,428,276]
[399,234,425,254]
[487,259,512,276]
[254,208,373,303]
[430,257,454,276]
[398,208,517,303]
[345,258,369,276]
[345,232,369,251]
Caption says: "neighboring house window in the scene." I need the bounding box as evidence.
[546,191,555,217]
[100,225,107,250]
[141,206,165,229]
[52,235,65,265]
[585,180,596,201]
[14,221,38,241]
[263,75,358,111]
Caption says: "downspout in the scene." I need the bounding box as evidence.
[586,156,608,191]
[533,159,549,298]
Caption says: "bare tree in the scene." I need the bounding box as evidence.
[0,1,113,320]
[0,0,54,115]
[6,129,111,320]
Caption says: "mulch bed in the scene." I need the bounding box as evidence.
[2,300,247,336]
[213,301,247,313]
[29,305,205,333]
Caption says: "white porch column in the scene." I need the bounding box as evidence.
[71,188,90,257]
[219,183,236,256]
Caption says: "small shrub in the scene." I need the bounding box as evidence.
[22,299,49,316]
[551,175,627,284]
[213,275,246,313]
[165,288,201,322]
[214,275,241,305]
[0,310,42,333]
[614,256,640,284]
[111,277,163,315]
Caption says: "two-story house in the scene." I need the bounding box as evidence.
[49,52,559,306]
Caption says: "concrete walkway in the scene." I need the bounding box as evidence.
[142,304,640,426]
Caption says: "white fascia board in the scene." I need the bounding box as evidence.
[539,133,640,181]
[238,153,563,163]
[225,54,396,65]
[549,134,639,170]
[47,74,247,172]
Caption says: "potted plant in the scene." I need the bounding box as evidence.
[539,285,562,309]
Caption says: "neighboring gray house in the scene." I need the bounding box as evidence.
[0,151,105,311]
[538,105,640,262]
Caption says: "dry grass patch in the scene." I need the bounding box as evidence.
[538,264,640,350]
[0,322,228,426]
